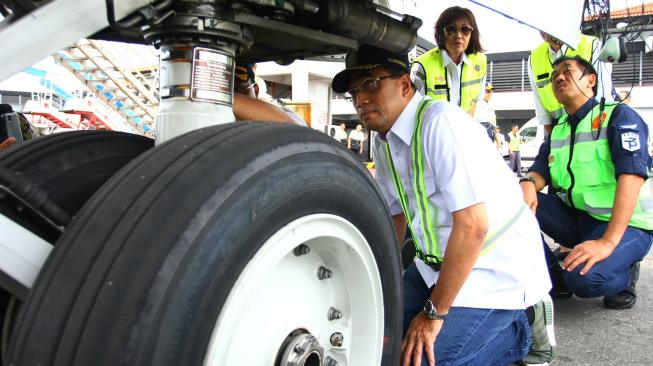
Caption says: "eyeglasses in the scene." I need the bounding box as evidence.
[443,25,474,37]
[345,74,395,101]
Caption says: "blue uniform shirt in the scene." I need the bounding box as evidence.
[529,99,651,185]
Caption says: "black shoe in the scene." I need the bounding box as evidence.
[604,262,640,310]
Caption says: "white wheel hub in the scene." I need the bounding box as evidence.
[204,214,384,365]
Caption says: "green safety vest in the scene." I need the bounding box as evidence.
[413,48,487,113]
[530,34,597,120]
[384,98,526,267]
[549,103,653,230]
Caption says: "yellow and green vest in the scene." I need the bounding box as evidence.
[549,103,653,230]
[414,48,487,113]
[384,98,525,268]
[530,34,597,120]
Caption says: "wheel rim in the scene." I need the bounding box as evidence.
[203,214,384,366]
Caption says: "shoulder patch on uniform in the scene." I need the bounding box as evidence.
[621,132,640,152]
[619,124,637,129]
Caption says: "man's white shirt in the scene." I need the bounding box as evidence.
[334,128,347,141]
[373,93,551,309]
[474,99,496,126]
[349,129,365,143]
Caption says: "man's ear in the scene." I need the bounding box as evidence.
[399,74,413,97]
[588,73,597,91]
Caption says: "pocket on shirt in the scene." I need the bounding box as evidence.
[573,145,615,186]
[423,174,437,197]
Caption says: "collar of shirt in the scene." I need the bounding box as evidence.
[548,44,567,62]
[386,93,424,146]
[566,98,598,126]
[441,48,470,68]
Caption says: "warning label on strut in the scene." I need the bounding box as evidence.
[191,47,234,105]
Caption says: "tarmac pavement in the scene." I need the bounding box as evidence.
[551,254,653,365]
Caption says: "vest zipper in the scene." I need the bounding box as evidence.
[458,63,464,107]
[566,121,577,209]
[444,68,450,102]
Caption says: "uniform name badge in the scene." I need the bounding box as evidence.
[621,132,640,152]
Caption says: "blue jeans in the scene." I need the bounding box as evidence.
[403,263,531,366]
[536,192,653,297]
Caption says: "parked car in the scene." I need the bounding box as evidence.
[518,117,545,171]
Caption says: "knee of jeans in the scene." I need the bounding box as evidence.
[564,269,609,298]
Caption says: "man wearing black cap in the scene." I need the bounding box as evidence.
[332,45,554,366]
[474,83,497,143]
[232,62,306,126]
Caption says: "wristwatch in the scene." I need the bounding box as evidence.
[519,176,536,185]
[422,299,447,321]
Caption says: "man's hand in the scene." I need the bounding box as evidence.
[520,181,538,213]
[562,238,616,275]
[401,314,443,366]
[0,137,16,152]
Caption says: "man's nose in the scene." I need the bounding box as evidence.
[354,91,370,108]
[552,72,564,84]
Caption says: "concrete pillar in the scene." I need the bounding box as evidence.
[291,61,309,101]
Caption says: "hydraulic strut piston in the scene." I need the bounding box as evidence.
[143,1,253,143]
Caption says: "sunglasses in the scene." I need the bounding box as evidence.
[443,25,474,37]
[345,74,395,101]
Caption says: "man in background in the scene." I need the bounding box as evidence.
[474,83,497,142]
[348,123,365,155]
[507,123,522,176]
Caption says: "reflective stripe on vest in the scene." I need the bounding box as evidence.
[414,48,487,113]
[530,34,596,120]
[549,103,653,230]
[384,98,527,266]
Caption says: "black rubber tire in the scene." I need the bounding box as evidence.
[0,131,154,216]
[8,122,402,366]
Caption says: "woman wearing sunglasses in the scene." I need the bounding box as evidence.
[412,6,487,116]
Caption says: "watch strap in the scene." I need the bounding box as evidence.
[519,175,536,184]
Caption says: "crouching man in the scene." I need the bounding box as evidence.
[521,56,653,309]
[331,45,554,366]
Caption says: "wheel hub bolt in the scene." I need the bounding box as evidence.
[294,343,306,353]
[325,356,339,366]
[330,332,344,347]
[317,266,332,280]
[328,307,342,321]
[293,244,310,256]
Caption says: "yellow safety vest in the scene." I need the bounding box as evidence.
[549,103,653,230]
[413,48,487,113]
[508,132,520,151]
[530,34,597,120]
[385,98,526,268]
